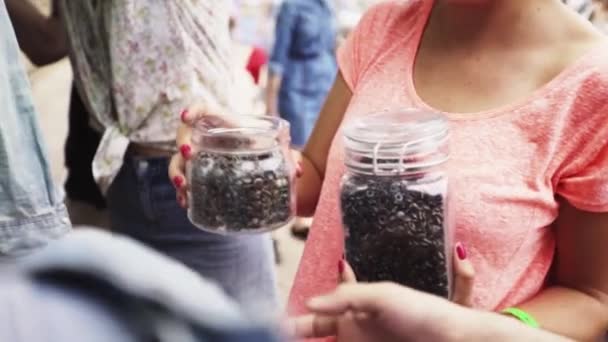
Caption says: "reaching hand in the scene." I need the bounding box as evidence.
[287,282,474,342]
[288,281,571,342]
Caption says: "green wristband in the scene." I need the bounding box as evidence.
[502,307,540,328]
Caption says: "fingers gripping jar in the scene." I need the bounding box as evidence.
[187,115,296,235]
[340,110,453,298]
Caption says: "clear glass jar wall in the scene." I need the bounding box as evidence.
[340,110,453,298]
[187,115,296,235]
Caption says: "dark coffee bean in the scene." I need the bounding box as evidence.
[341,174,449,298]
[189,149,293,233]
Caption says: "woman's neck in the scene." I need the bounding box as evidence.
[427,0,567,49]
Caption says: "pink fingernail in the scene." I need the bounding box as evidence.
[180,109,189,122]
[180,144,192,159]
[173,176,184,188]
[456,243,467,260]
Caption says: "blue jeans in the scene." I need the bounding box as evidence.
[106,155,278,315]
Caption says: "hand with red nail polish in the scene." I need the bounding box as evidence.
[452,242,475,307]
[169,103,253,210]
[170,104,226,210]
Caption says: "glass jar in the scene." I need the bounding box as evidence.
[340,109,453,298]
[187,115,296,235]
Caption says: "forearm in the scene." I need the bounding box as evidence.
[295,153,323,217]
[5,0,67,65]
[292,73,352,217]
[516,286,608,341]
[463,310,575,342]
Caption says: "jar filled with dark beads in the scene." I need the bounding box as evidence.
[187,115,296,235]
[340,110,453,298]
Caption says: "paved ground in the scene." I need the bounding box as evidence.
[28,58,305,305]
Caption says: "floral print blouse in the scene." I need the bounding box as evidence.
[59,1,235,193]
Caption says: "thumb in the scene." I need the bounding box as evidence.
[451,243,475,307]
[339,258,358,283]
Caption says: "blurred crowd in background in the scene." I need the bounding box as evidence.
[3,0,608,340]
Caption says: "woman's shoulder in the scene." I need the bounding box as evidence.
[337,0,427,89]
[355,0,425,36]
[565,38,608,99]
[348,0,430,60]
[548,39,608,141]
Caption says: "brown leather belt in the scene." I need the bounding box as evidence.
[128,143,175,158]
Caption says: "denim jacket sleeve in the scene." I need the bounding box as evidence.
[0,1,70,258]
[269,2,296,76]
[16,229,281,342]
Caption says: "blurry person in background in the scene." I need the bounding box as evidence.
[7,0,278,315]
[230,13,269,115]
[230,15,268,87]
[6,0,110,230]
[0,0,70,258]
[266,0,337,239]
[58,0,278,315]
[266,0,337,145]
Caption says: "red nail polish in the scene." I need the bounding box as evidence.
[180,144,192,159]
[173,176,183,188]
[338,259,345,274]
[456,243,467,260]
[296,161,303,178]
[180,109,188,122]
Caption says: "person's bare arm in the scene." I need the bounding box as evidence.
[515,201,608,341]
[290,283,573,342]
[5,0,67,66]
[296,73,352,216]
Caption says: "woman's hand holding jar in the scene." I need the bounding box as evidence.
[169,104,301,235]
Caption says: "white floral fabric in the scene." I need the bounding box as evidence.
[59,1,235,193]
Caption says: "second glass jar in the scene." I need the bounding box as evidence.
[340,109,453,298]
[187,115,296,235]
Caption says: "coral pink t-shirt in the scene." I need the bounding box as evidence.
[289,0,608,321]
